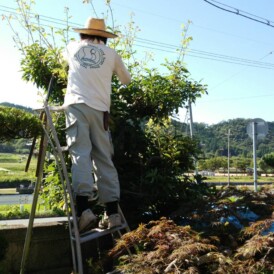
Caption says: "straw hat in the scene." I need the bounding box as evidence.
[73,18,117,38]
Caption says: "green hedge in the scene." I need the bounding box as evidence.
[0,106,42,142]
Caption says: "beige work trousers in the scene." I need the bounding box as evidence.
[65,103,119,204]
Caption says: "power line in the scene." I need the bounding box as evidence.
[0,4,82,27]
[134,42,274,70]
[1,5,274,70]
[196,93,274,104]
[203,0,274,28]
[108,1,274,48]
[109,1,274,48]
[111,1,182,24]
[134,37,274,69]
[210,51,273,91]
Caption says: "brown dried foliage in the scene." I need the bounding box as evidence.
[109,186,274,273]
[110,218,233,273]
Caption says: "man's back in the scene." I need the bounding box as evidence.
[64,40,131,112]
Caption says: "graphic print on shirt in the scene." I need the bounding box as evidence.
[75,45,105,69]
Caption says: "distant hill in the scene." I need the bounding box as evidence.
[1,102,273,158]
[0,102,33,113]
[173,118,274,158]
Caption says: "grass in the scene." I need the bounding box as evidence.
[0,153,25,162]
[0,204,65,220]
[0,153,36,183]
[204,174,274,183]
[0,204,31,213]
[1,152,273,220]
[0,153,63,219]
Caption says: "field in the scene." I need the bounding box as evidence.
[0,153,63,219]
[0,153,37,183]
[204,174,274,183]
[1,152,273,219]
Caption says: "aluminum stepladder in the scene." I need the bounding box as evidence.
[20,81,131,274]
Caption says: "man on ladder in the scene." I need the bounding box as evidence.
[63,17,131,233]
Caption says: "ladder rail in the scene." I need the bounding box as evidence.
[20,77,55,274]
[43,105,133,272]
[20,100,132,274]
[20,120,49,274]
[39,112,78,273]
[43,104,84,274]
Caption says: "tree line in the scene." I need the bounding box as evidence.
[173,118,274,158]
[173,118,274,173]
[2,0,273,227]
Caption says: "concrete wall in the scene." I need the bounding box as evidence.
[0,218,115,274]
[0,219,72,274]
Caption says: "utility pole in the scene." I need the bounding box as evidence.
[252,122,258,192]
[246,118,268,192]
[188,100,198,176]
[188,100,194,138]
[227,129,231,186]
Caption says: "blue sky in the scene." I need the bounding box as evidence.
[0,0,273,125]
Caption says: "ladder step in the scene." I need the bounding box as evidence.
[52,146,68,154]
[24,103,131,274]
[60,146,68,152]
[72,223,129,243]
[48,105,66,112]
[34,105,66,112]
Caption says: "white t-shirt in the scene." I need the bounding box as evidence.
[64,40,131,112]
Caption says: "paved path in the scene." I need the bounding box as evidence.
[0,216,68,227]
[0,194,33,205]
[207,182,273,186]
[0,167,11,172]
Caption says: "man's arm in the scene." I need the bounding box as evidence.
[114,55,131,85]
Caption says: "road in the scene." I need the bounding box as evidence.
[1,182,273,205]
[207,182,273,186]
[0,194,33,205]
